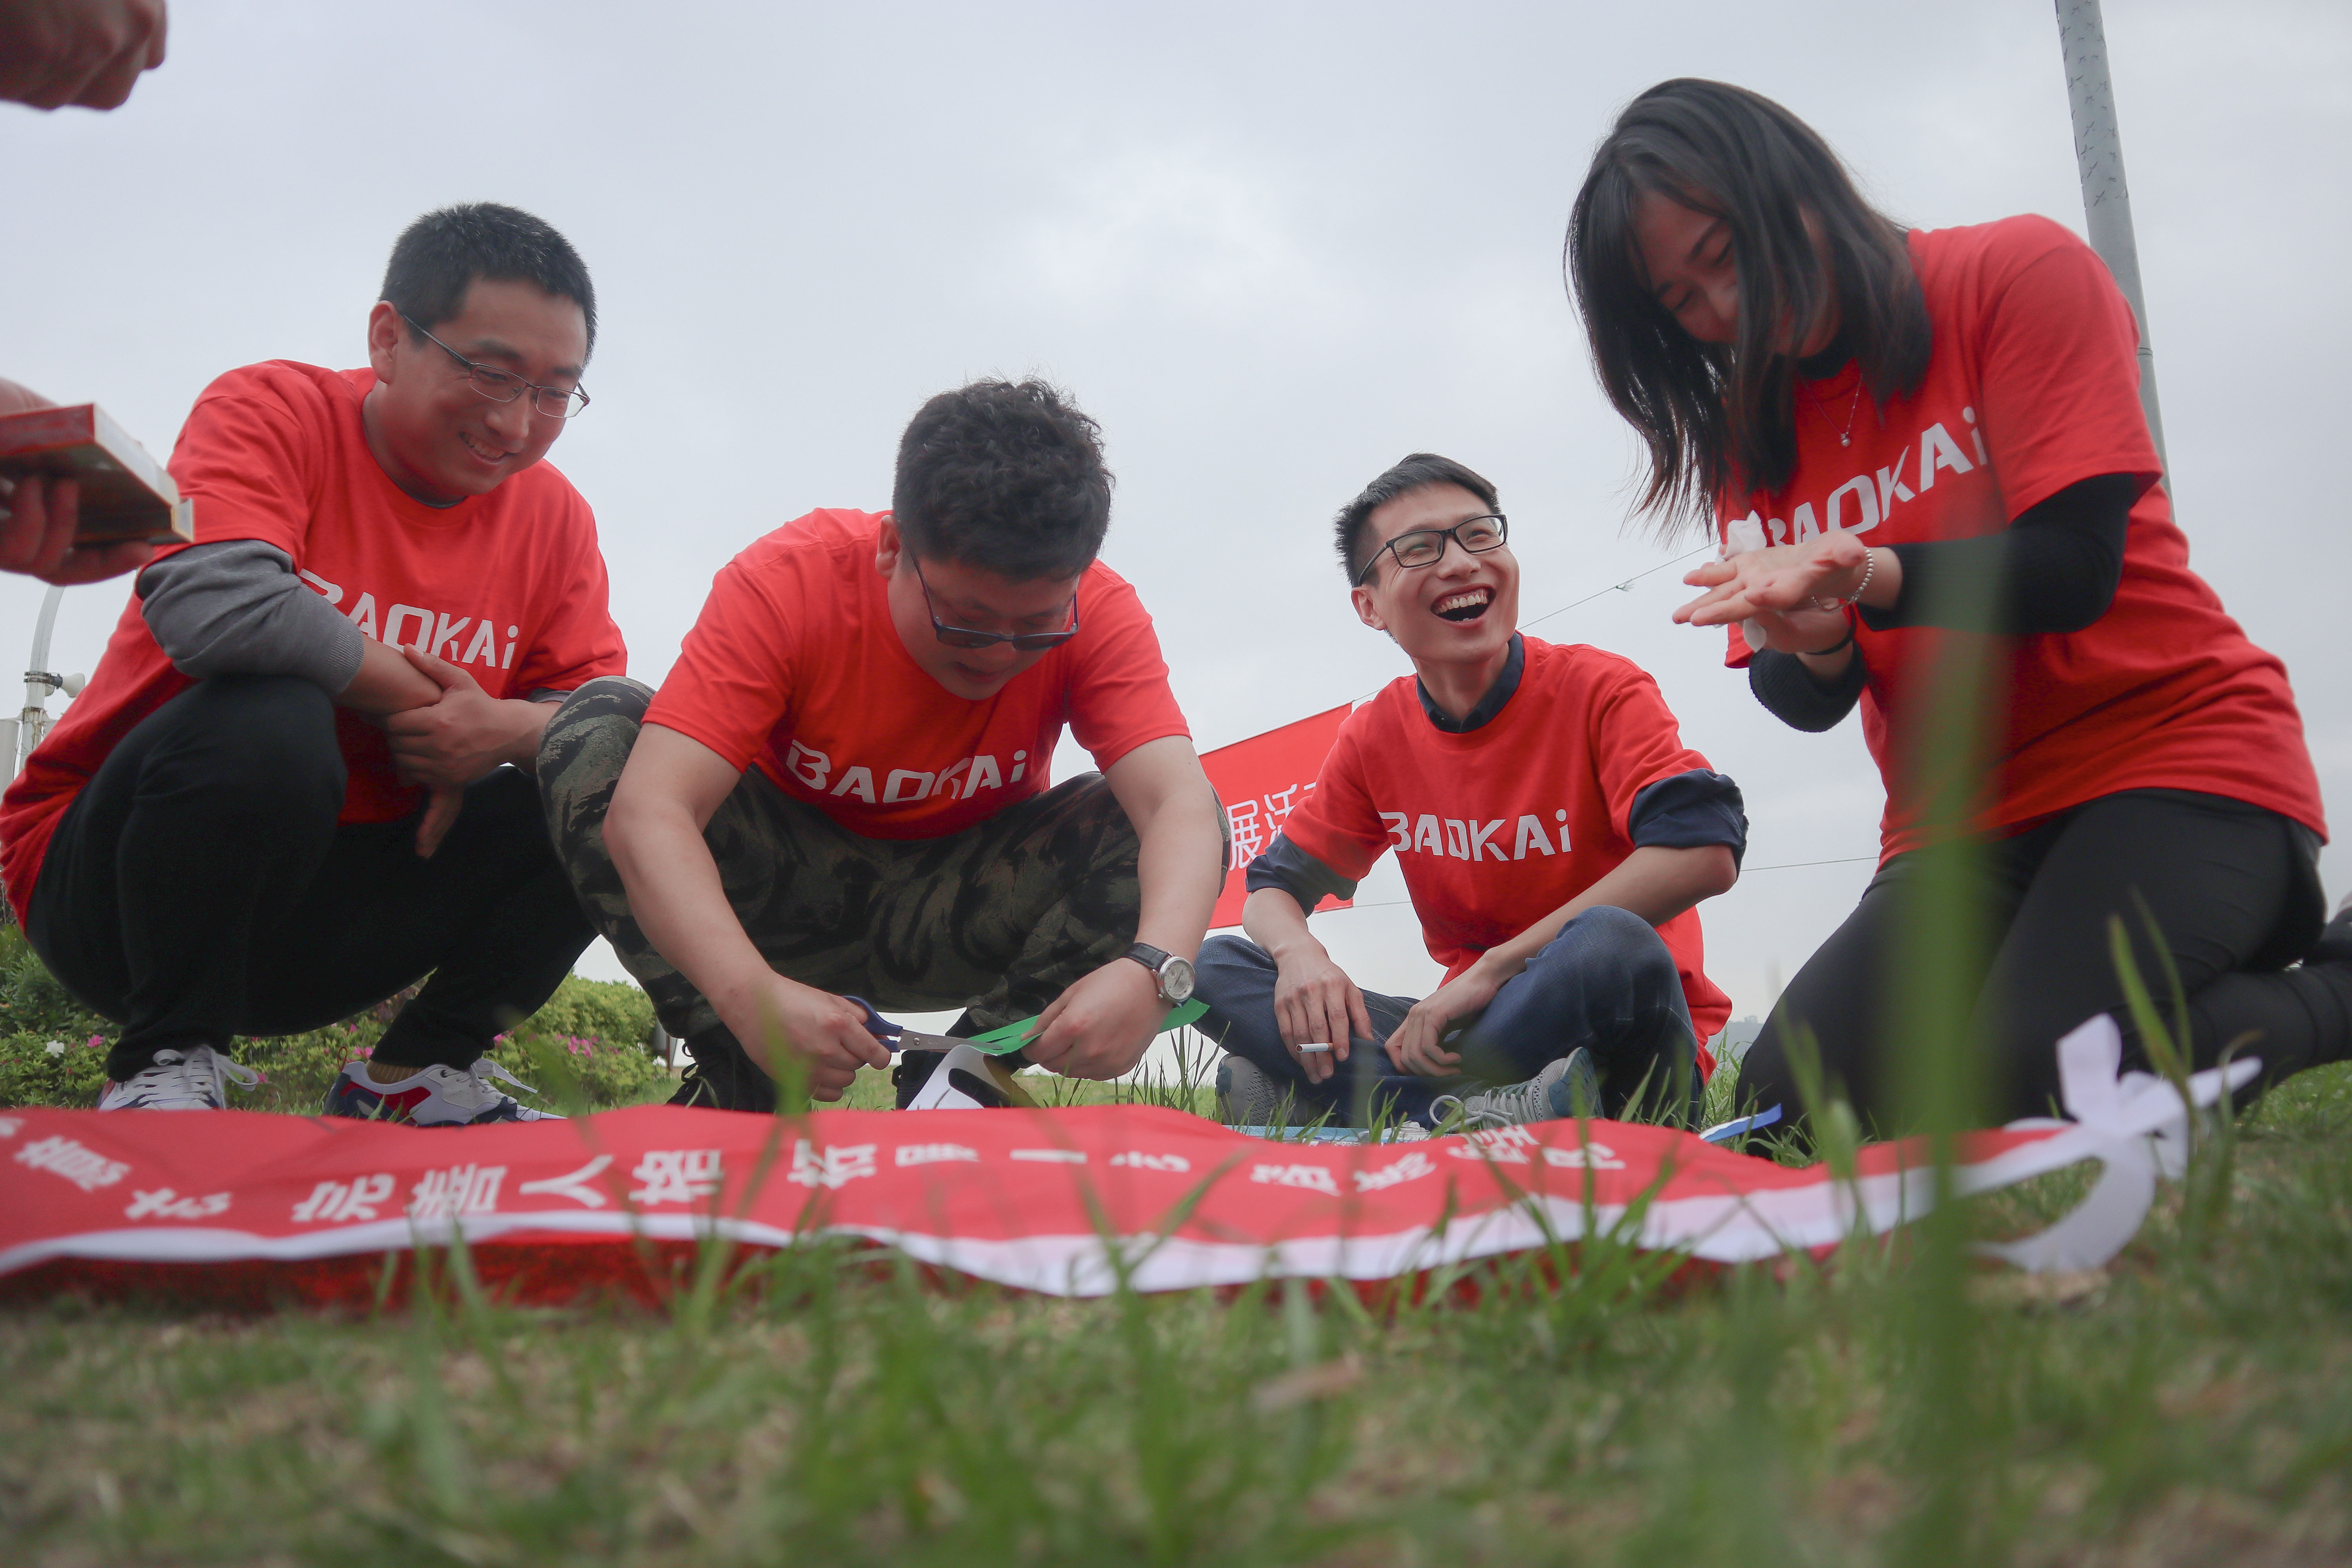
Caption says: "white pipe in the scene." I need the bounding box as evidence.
[2055,0,2169,475]
[17,583,66,774]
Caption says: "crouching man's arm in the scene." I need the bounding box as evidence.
[604,723,890,1100]
[1386,845,1739,1077]
[1241,880,1373,1087]
[1020,735,1224,1081]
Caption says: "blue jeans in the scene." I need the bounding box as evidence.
[1193,905,1699,1127]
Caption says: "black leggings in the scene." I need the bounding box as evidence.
[1736,789,2345,1129]
[28,675,594,1080]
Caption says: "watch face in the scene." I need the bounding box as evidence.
[1160,955,1196,1004]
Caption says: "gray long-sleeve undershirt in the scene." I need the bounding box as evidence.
[139,539,366,694]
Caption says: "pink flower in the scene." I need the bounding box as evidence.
[86,1034,104,1049]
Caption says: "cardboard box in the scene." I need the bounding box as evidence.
[0,403,193,546]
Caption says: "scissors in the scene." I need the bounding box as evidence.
[846,996,1209,1058]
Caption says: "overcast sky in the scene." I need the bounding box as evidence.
[4,0,2345,1042]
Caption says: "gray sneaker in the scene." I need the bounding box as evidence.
[1429,1047,1600,1131]
[1216,1054,1285,1126]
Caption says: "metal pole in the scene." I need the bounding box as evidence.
[2055,0,2169,475]
[16,584,66,775]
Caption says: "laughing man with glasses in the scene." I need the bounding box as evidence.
[1190,453,1751,1133]
[540,379,1224,1110]
[4,203,628,1124]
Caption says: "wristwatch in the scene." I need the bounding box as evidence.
[1124,942,1196,1005]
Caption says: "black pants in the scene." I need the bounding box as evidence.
[27,676,594,1080]
[1737,789,2345,1129]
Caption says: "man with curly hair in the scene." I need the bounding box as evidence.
[539,379,1224,1109]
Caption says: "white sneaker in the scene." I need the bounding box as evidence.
[1428,1048,1600,1131]
[97,1046,261,1111]
[325,1057,562,1125]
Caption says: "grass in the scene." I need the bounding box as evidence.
[3,1053,2348,1564]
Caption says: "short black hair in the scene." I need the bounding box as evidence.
[380,203,598,359]
[1333,453,1501,585]
[891,379,1113,581]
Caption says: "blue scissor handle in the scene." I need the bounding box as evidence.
[843,996,899,1043]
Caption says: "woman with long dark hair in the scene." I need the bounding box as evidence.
[1566,78,2347,1126]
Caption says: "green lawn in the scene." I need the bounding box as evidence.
[4,1054,2349,1565]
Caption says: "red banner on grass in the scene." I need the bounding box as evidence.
[0,1102,2099,1309]
[1200,703,1354,928]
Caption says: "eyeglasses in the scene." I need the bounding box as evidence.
[1355,513,1509,586]
[913,558,1080,651]
[398,311,592,420]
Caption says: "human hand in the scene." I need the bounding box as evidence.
[1271,943,1370,1085]
[385,646,538,789]
[1675,534,1871,630]
[0,0,169,111]
[0,472,155,584]
[722,976,892,1103]
[1020,958,1166,1081]
[1384,964,1505,1078]
[411,784,464,860]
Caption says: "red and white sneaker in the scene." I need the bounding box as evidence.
[324,1058,562,1125]
[97,1045,261,1111]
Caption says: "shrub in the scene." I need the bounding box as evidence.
[0,927,669,1112]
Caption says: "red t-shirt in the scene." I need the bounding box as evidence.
[1720,217,2324,860]
[0,361,628,922]
[1279,636,1735,1059]
[645,508,1189,838]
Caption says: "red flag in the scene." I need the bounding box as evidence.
[1199,703,1353,929]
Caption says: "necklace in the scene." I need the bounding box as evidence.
[1803,375,1864,448]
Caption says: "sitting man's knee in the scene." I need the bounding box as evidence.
[538,676,657,796]
[1196,933,1270,984]
[551,675,655,733]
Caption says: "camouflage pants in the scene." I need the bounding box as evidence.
[537,677,1146,1041]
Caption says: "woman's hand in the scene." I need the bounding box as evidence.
[1384,964,1506,1078]
[1676,534,1873,629]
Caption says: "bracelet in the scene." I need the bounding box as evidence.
[1808,547,1875,613]
[1798,624,1855,658]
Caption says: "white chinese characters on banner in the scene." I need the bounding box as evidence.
[124,1188,232,1221]
[1225,781,1316,866]
[410,1164,507,1220]
[14,1136,130,1192]
[629,1149,724,1205]
[291,1174,396,1223]
[788,1140,878,1190]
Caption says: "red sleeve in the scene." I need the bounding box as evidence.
[645,555,799,771]
[162,368,326,561]
[512,499,627,692]
[1722,621,1753,671]
[1970,218,2164,518]
[1587,659,1714,842]
[1276,717,1394,881]
[1065,572,1191,771]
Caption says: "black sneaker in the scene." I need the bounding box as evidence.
[2306,891,2352,967]
[668,1027,775,1112]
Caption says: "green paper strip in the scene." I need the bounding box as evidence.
[961,997,1209,1056]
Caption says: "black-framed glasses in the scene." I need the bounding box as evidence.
[398,311,591,420]
[913,558,1080,651]
[1355,512,1509,586]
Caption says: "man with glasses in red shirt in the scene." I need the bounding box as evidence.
[2,203,626,1123]
[1194,454,1746,1131]
[540,379,1225,1110]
